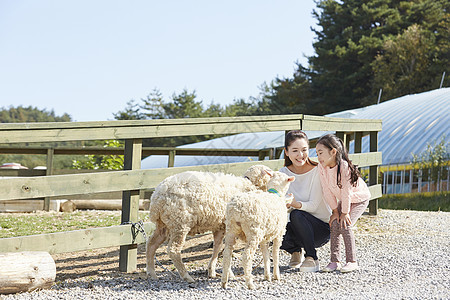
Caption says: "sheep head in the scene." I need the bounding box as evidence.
[265,170,295,198]
[242,164,273,191]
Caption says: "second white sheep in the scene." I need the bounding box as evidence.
[221,170,295,289]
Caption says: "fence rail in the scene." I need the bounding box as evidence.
[0,152,381,201]
[0,146,279,169]
[0,114,382,273]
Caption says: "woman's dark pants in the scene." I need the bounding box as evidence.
[280,210,330,260]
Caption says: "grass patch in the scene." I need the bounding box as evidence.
[0,210,150,238]
[379,191,450,212]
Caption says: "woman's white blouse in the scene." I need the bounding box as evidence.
[280,166,332,223]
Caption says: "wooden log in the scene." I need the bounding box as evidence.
[71,199,148,210]
[0,251,56,294]
[60,200,76,212]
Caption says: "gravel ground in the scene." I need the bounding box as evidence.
[3,209,450,300]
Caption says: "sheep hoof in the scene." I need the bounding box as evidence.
[221,281,228,289]
[183,274,195,283]
[264,275,272,282]
[146,272,158,281]
[246,282,255,290]
[208,271,217,278]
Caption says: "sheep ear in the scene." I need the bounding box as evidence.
[287,176,295,182]
[264,169,274,177]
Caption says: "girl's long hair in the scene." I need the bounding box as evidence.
[316,134,360,188]
[284,130,318,167]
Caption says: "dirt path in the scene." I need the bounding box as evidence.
[52,232,234,282]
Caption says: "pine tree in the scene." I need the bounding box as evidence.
[270,0,450,114]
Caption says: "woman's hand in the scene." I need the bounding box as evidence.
[286,195,302,210]
[339,213,352,229]
[329,210,339,226]
[285,193,294,206]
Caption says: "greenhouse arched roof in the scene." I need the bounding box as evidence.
[141,87,450,169]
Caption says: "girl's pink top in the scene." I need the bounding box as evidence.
[317,160,371,214]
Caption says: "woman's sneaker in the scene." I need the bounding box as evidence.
[289,251,302,268]
[299,257,320,272]
[322,262,341,272]
[341,262,359,273]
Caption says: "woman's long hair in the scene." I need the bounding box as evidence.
[284,130,318,167]
[316,134,360,188]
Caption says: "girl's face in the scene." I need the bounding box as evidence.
[285,138,309,168]
[316,143,337,168]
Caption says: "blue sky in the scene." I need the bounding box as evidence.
[0,1,317,121]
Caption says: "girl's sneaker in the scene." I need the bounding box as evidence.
[341,262,359,273]
[322,262,341,272]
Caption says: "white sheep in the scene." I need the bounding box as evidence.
[221,170,295,289]
[146,165,272,283]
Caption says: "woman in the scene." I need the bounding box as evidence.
[280,130,331,272]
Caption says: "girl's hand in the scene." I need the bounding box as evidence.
[329,210,339,226]
[339,213,352,229]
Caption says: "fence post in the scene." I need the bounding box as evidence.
[345,133,352,151]
[258,150,266,161]
[369,131,378,215]
[269,148,274,160]
[44,148,54,211]
[168,150,176,167]
[119,139,142,273]
[335,131,345,142]
[354,132,362,176]
[354,132,362,154]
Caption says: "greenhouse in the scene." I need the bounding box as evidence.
[141,88,450,194]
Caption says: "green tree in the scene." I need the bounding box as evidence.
[269,0,449,115]
[0,106,76,169]
[411,135,449,190]
[265,68,318,115]
[72,140,124,170]
[114,88,233,148]
[372,24,437,100]
[113,100,145,120]
[162,89,205,119]
[139,89,166,120]
[0,106,72,123]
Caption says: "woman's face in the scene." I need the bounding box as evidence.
[285,138,309,168]
[316,143,337,167]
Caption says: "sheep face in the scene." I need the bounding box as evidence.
[242,164,273,191]
[265,170,295,198]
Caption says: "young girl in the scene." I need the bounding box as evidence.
[316,134,371,273]
[280,130,331,272]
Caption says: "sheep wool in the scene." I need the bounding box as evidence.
[149,171,256,235]
[146,165,272,283]
[221,171,295,290]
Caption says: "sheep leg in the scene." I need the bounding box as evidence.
[272,237,282,281]
[208,229,224,278]
[243,239,259,289]
[167,230,195,283]
[260,241,271,282]
[146,224,168,280]
[221,230,237,288]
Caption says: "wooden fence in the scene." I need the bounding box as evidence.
[0,114,382,273]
